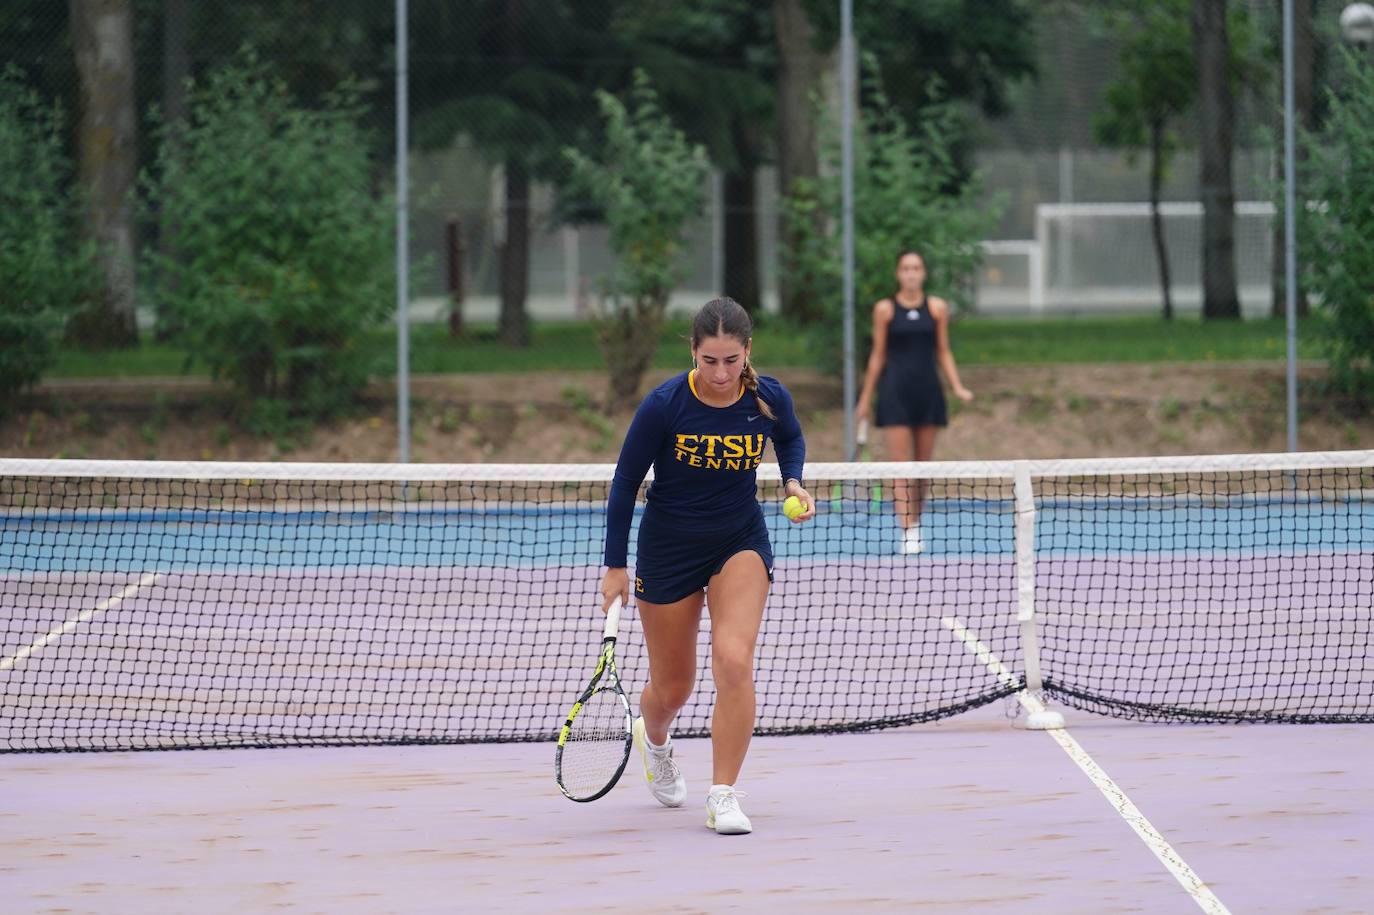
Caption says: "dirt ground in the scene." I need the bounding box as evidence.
[4,362,1369,464]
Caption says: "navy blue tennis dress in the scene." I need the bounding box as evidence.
[604,371,806,605]
[875,297,947,428]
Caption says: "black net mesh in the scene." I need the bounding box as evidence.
[1,458,1369,753]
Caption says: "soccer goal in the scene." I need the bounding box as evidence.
[977,201,1277,316]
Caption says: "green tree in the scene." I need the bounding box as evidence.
[1090,0,1197,320]
[1301,49,1374,399]
[410,1,621,347]
[143,59,393,435]
[0,68,94,408]
[849,0,1038,126]
[565,72,710,411]
[615,2,775,317]
[783,63,998,373]
[615,1,1037,326]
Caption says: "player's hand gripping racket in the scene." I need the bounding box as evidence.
[555,597,632,802]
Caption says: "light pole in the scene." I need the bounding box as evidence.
[1341,3,1374,49]
[840,0,857,462]
[396,0,410,463]
[1283,0,1298,452]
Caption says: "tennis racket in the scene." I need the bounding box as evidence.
[856,419,884,514]
[555,596,632,802]
[833,419,884,517]
[832,416,864,514]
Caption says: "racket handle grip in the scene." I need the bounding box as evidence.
[857,418,869,446]
[603,596,622,640]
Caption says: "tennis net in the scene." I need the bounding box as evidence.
[1,452,1370,752]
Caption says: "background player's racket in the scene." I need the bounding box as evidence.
[833,419,884,516]
[555,596,632,802]
[856,419,884,513]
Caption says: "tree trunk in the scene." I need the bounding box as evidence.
[498,159,531,347]
[447,218,465,338]
[772,0,831,324]
[1149,120,1174,321]
[69,0,139,346]
[723,166,760,316]
[1192,0,1241,320]
[600,297,666,412]
[1271,0,1313,318]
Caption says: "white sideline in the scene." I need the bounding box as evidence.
[942,615,1232,915]
[0,573,163,672]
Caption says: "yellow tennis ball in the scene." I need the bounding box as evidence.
[783,495,807,520]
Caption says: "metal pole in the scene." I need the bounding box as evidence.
[1283,0,1298,452]
[396,0,411,463]
[840,0,857,461]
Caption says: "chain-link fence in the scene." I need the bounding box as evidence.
[3,1,1372,459]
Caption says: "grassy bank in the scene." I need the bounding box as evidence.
[48,315,1323,379]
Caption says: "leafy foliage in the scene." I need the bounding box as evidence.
[0,67,93,409]
[610,1,775,172]
[564,71,709,410]
[143,57,393,435]
[1090,0,1194,162]
[409,0,618,170]
[802,0,1037,140]
[1301,51,1374,399]
[782,61,999,372]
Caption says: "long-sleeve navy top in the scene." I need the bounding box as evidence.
[603,370,806,568]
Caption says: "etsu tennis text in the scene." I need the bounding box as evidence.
[672,433,765,470]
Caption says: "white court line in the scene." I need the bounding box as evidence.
[942,615,1232,915]
[0,572,163,672]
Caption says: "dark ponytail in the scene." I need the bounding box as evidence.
[692,297,774,420]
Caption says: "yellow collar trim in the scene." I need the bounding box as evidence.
[688,369,745,406]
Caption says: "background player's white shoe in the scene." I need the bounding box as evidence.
[706,785,752,834]
[900,527,925,555]
[632,716,686,807]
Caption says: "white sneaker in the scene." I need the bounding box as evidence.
[900,527,925,555]
[705,785,752,835]
[632,717,686,808]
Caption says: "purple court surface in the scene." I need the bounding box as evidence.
[3,703,1369,914]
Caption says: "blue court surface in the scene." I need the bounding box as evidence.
[4,497,1370,571]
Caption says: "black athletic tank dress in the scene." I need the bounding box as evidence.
[875,297,947,428]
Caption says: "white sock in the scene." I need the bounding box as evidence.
[644,730,671,753]
[709,784,734,796]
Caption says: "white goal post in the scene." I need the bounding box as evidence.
[977,201,1277,316]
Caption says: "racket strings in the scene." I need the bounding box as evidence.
[558,686,631,799]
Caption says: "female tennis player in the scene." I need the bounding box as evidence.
[855,249,973,555]
[599,296,814,835]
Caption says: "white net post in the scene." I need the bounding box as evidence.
[1014,463,1064,730]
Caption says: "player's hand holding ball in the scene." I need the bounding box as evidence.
[782,481,815,524]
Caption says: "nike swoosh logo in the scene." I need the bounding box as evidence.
[747,414,761,422]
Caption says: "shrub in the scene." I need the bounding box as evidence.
[0,68,93,409]
[1301,51,1374,400]
[145,57,393,434]
[782,61,999,373]
[564,71,709,411]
